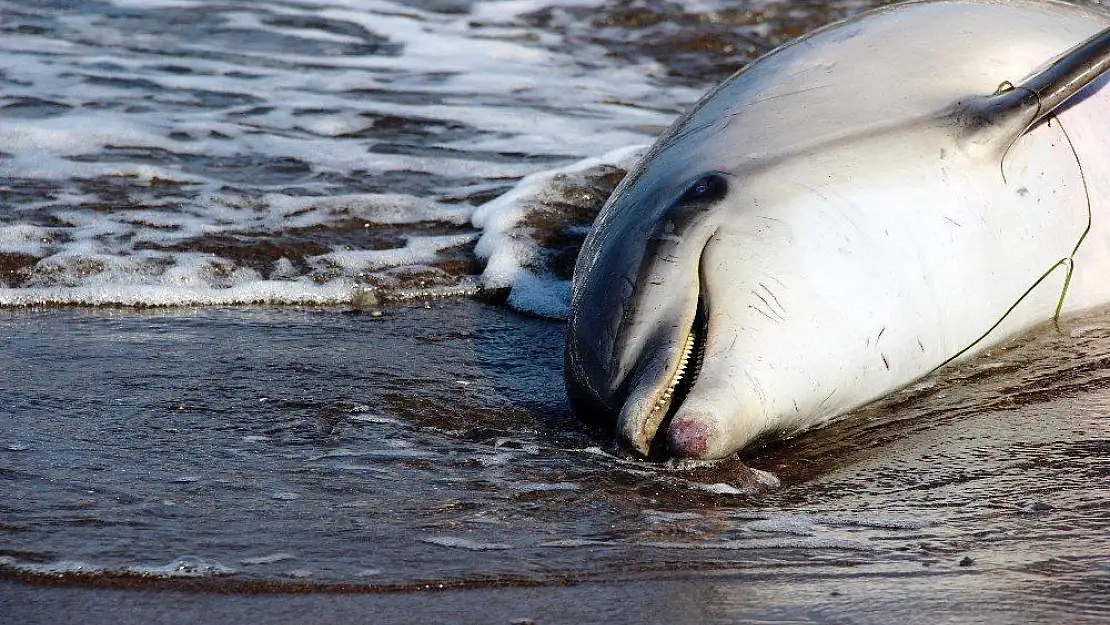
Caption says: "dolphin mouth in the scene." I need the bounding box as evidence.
[621,296,708,458]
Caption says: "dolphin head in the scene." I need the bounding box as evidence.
[565,158,728,457]
[565,137,896,461]
[564,98,916,460]
[564,105,949,460]
[564,101,755,458]
[565,3,1110,461]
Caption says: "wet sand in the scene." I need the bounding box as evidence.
[2,301,1108,623]
[4,570,1091,625]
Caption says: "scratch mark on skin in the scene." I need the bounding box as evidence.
[877,325,886,341]
[760,283,786,315]
[817,389,836,409]
[882,353,890,370]
[745,372,768,410]
[738,84,833,108]
[749,304,778,323]
[661,119,724,153]
[786,63,833,80]
[753,290,785,322]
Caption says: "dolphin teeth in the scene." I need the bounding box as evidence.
[649,327,697,421]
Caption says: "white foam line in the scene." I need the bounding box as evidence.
[311,232,477,272]
[528,536,874,551]
[638,537,874,551]
[423,536,514,551]
[0,280,357,308]
[470,0,607,23]
[265,193,473,226]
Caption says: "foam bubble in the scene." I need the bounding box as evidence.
[819,515,938,530]
[241,553,297,566]
[641,537,873,551]
[125,556,236,577]
[536,539,611,548]
[747,515,818,536]
[0,558,105,575]
[264,194,473,228]
[357,568,384,577]
[269,491,302,501]
[423,536,515,551]
[312,233,478,273]
[695,483,749,496]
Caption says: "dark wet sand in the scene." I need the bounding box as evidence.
[2,570,1079,625]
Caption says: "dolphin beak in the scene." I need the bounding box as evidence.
[617,296,707,457]
[565,188,721,459]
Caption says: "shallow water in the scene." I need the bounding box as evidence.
[1,0,1109,622]
[2,302,1109,622]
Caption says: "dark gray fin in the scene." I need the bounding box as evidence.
[957,25,1110,153]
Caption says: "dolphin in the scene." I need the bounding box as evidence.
[565,0,1110,460]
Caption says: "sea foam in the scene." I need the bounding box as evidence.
[0,0,688,311]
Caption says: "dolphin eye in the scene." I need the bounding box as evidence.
[677,173,728,205]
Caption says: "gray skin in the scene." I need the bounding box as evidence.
[564,0,1110,461]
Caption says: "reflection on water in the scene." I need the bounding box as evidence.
[1,301,1107,621]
